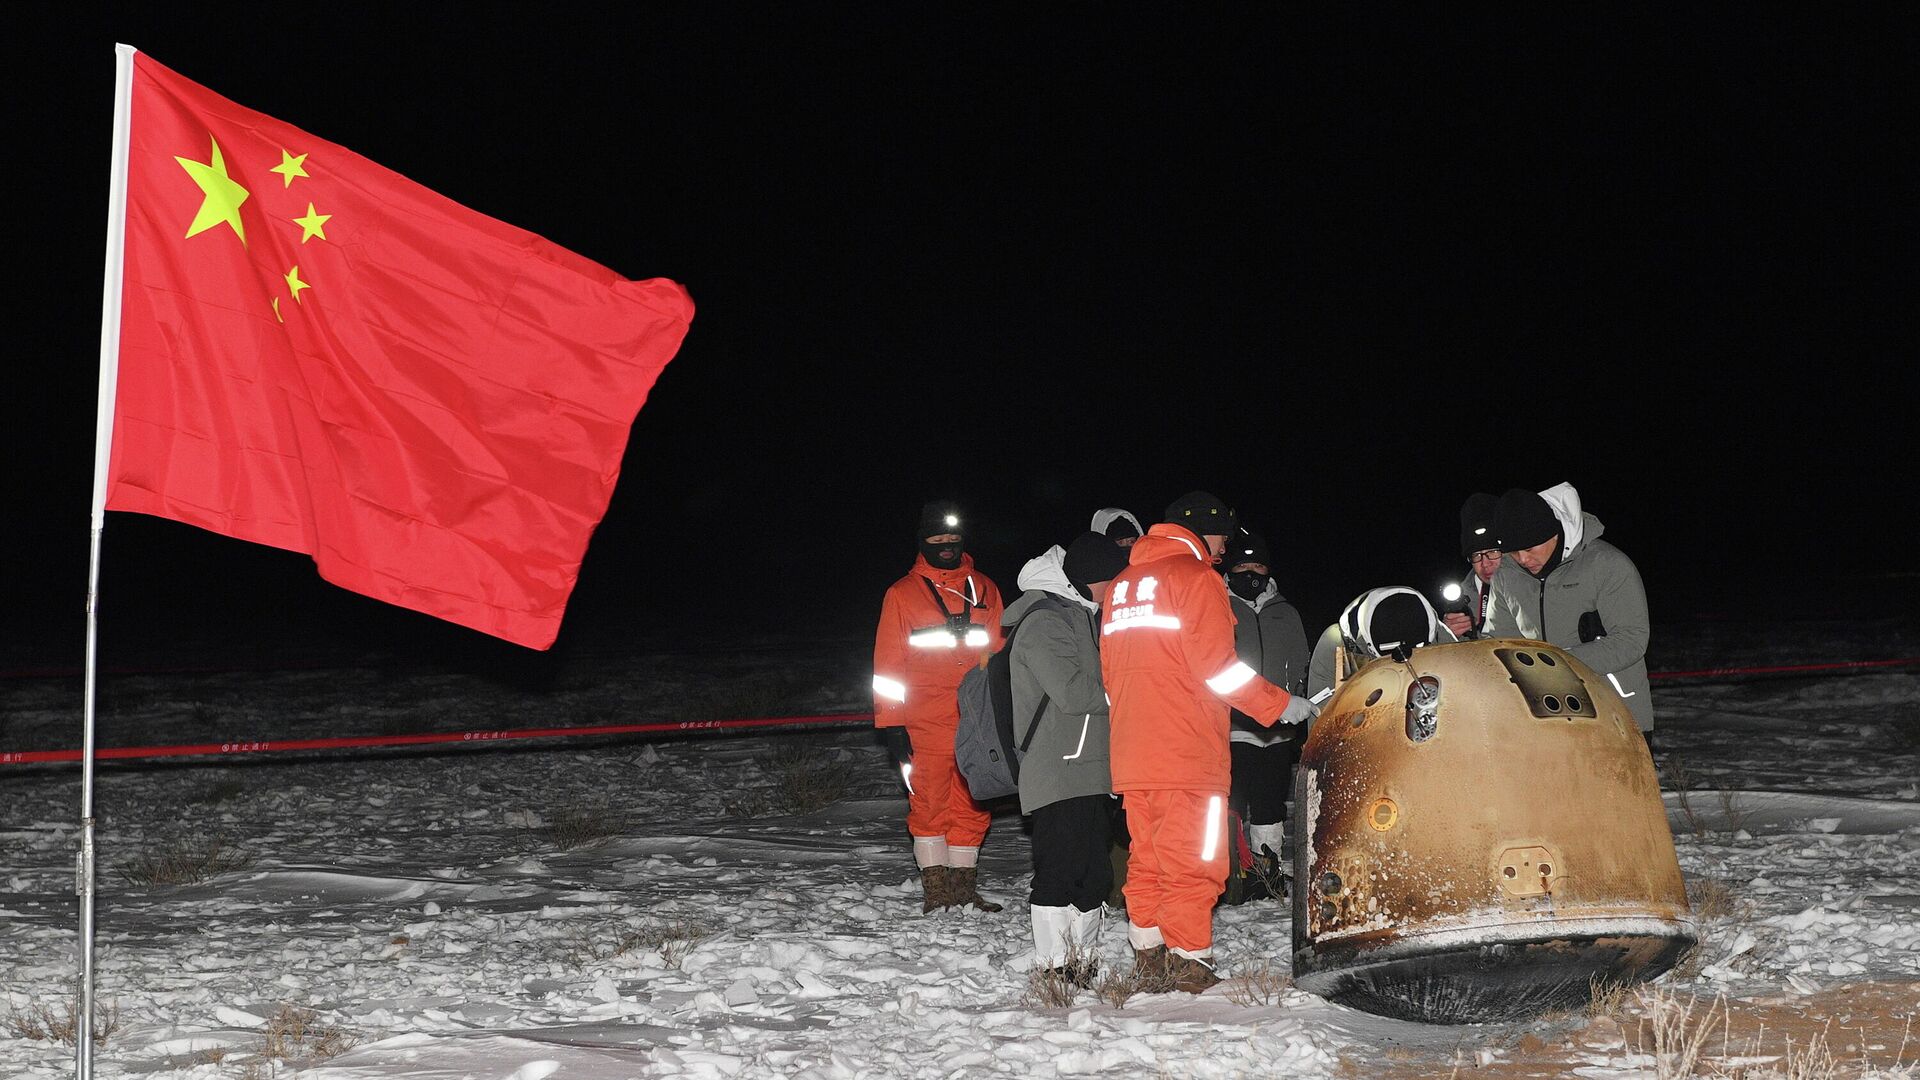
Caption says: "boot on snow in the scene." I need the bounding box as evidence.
[946,866,1002,912]
[1032,905,1102,988]
[1167,954,1221,994]
[1130,944,1172,991]
[919,865,952,913]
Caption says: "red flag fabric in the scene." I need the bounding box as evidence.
[108,52,694,649]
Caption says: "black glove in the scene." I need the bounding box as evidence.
[880,727,914,766]
[1579,610,1607,643]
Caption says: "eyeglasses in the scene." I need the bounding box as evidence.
[1469,550,1503,564]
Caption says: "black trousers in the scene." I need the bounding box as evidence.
[1029,794,1114,912]
[1229,735,1302,827]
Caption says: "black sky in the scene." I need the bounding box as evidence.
[7,9,1915,672]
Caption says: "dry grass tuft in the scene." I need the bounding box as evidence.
[1024,962,1080,1009]
[258,1004,355,1067]
[1093,965,1140,1008]
[727,743,854,817]
[1716,788,1753,834]
[187,777,250,805]
[1587,973,1633,1017]
[564,915,720,969]
[1023,942,1099,1009]
[1664,755,1706,838]
[4,997,121,1046]
[1619,987,1911,1079]
[120,835,252,886]
[163,1045,230,1069]
[1094,949,1178,1007]
[541,800,625,850]
[1671,876,1759,981]
[1637,985,1730,1079]
[1223,956,1290,1007]
[1690,877,1752,923]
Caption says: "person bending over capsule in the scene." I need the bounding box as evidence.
[1306,587,1459,704]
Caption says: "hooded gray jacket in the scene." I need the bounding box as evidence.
[1003,546,1112,815]
[1484,483,1654,730]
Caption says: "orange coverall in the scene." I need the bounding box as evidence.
[1099,523,1293,957]
[872,553,1004,851]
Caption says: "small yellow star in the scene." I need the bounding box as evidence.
[270,150,310,188]
[176,136,250,245]
[292,203,331,244]
[273,297,283,323]
[285,265,311,304]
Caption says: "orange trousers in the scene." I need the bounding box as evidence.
[1121,789,1229,954]
[905,752,991,848]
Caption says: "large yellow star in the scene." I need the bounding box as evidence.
[292,203,331,244]
[175,136,250,245]
[270,149,310,188]
[285,265,311,304]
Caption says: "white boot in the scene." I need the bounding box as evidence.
[1030,904,1075,970]
[1063,904,1104,985]
[1065,903,1104,954]
[1248,822,1286,861]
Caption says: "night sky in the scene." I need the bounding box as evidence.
[8,10,1914,674]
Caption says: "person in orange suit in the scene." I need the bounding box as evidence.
[1099,491,1319,991]
[873,500,1006,914]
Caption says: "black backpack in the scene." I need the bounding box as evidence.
[953,612,1048,801]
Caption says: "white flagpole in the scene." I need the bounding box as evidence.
[79,42,137,1080]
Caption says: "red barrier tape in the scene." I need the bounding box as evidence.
[0,712,875,766]
[6,655,1919,767]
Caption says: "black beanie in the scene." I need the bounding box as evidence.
[1104,516,1140,542]
[1226,528,1270,569]
[1494,488,1558,551]
[916,500,964,541]
[1459,492,1500,556]
[1164,490,1237,538]
[1063,531,1129,588]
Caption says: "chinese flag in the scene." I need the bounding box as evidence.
[108,52,694,649]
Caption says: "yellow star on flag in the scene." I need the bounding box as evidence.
[285,265,311,303]
[293,203,331,244]
[176,136,250,245]
[270,149,310,188]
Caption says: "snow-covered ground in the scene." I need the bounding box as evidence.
[2,620,1917,1078]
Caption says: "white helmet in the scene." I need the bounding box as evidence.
[1338,586,1444,660]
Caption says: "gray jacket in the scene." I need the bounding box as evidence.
[1484,483,1654,730]
[1003,546,1112,815]
[1229,579,1310,746]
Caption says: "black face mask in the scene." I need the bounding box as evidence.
[919,540,963,569]
[1227,570,1268,602]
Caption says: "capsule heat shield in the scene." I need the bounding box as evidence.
[1291,638,1694,1023]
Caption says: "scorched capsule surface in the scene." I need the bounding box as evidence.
[1291,637,1693,1022]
